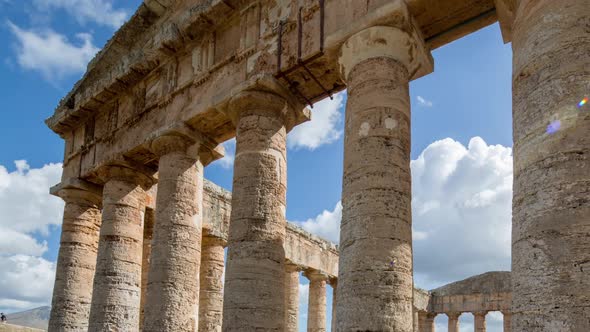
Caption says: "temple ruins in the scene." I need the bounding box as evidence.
[45,0,589,331]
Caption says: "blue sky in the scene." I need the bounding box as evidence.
[0,1,513,331]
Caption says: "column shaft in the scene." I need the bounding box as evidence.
[447,313,460,332]
[199,236,225,332]
[337,27,416,331]
[284,264,300,332]
[511,0,590,330]
[502,312,511,332]
[474,312,486,332]
[48,188,101,331]
[140,207,155,330]
[413,310,419,332]
[423,314,436,332]
[306,272,327,332]
[330,280,337,332]
[88,167,150,331]
[222,91,289,331]
[143,137,204,331]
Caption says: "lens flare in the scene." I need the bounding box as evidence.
[547,120,561,134]
[578,97,588,108]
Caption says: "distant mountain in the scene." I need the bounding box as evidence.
[5,306,49,330]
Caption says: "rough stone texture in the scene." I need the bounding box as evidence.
[199,235,225,332]
[413,311,419,332]
[139,207,154,330]
[429,271,511,313]
[48,188,101,332]
[447,312,460,332]
[143,135,204,332]
[330,280,337,332]
[419,313,435,332]
[502,312,511,332]
[474,311,487,332]
[222,91,289,331]
[284,264,300,332]
[511,0,590,331]
[305,271,328,332]
[88,166,152,332]
[336,24,431,332]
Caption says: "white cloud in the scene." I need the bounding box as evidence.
[33,0,128,29]
[298,282,309,323]
[7,22,100,80]
[416,95,433,107]
[0,161,63,313]
[212,139,236,169]
[297,137,512,291]
[295,202,342,244]
[288,92,344,150]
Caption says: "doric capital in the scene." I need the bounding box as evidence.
[303,269,329,282]
[329,278,338,287]
[473,310,488,317]
[446,312,461,320]
[285,263,301,273]
[339,24,433,82]
[50,178,102,207]
[227,90,303,132]
[148,124,225,166]
[97,163,156,190]
[201,234,227,248]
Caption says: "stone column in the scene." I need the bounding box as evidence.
[284,263,300,332]
[143,135,205,332]
[330,279,337,332]
[305,270,328,332]
[199,235,226,332]
[48,183,102,332]
[511,1,590,331]
[88,165,153,332]
[447,312,460,332]
[140,207,155,330]
[413,310,419,332]
[222,90,299,331]
[336,21,432,331]
[501,311,511,332]
[474,312,486,332]
[423,313,436,332]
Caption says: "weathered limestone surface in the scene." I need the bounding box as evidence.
[474,311,486,332]
[88,166,152,332]
[48,185,101,332]
[511,0,590,331]
[139,207,155,330]
[199,235,225,332]
[502,311,511,332]
[143,135,204,332]
[222,91,291,331]
[447,312,460,332]
[336,20,432,331]
[429,271,511,313]
[305,271,328,332]
[284,264,300,332]
[330,280,337,332]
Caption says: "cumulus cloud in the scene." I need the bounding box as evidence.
[0,161,63,313]
[288,92,344,150]
[416,95,433,107]
[33,0,128,29]
[7,22,100,80]
[297,137,513,291]
[296,202,342,244]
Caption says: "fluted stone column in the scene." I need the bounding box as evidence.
[474,312,486,332]
[88,165,153,332]
[140,207,155,330]
[413,310,419,332]
[143,135,205,332]
[284,264,300,332]
[199,235,226,332]
[330,279,337,332]
[511,1,590,331]
[501,311,511,332]
[447,312,460,332]
[305,271,328,332]
[336,22,432,331]
[222,90,297,331]
[48,184,102,332]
